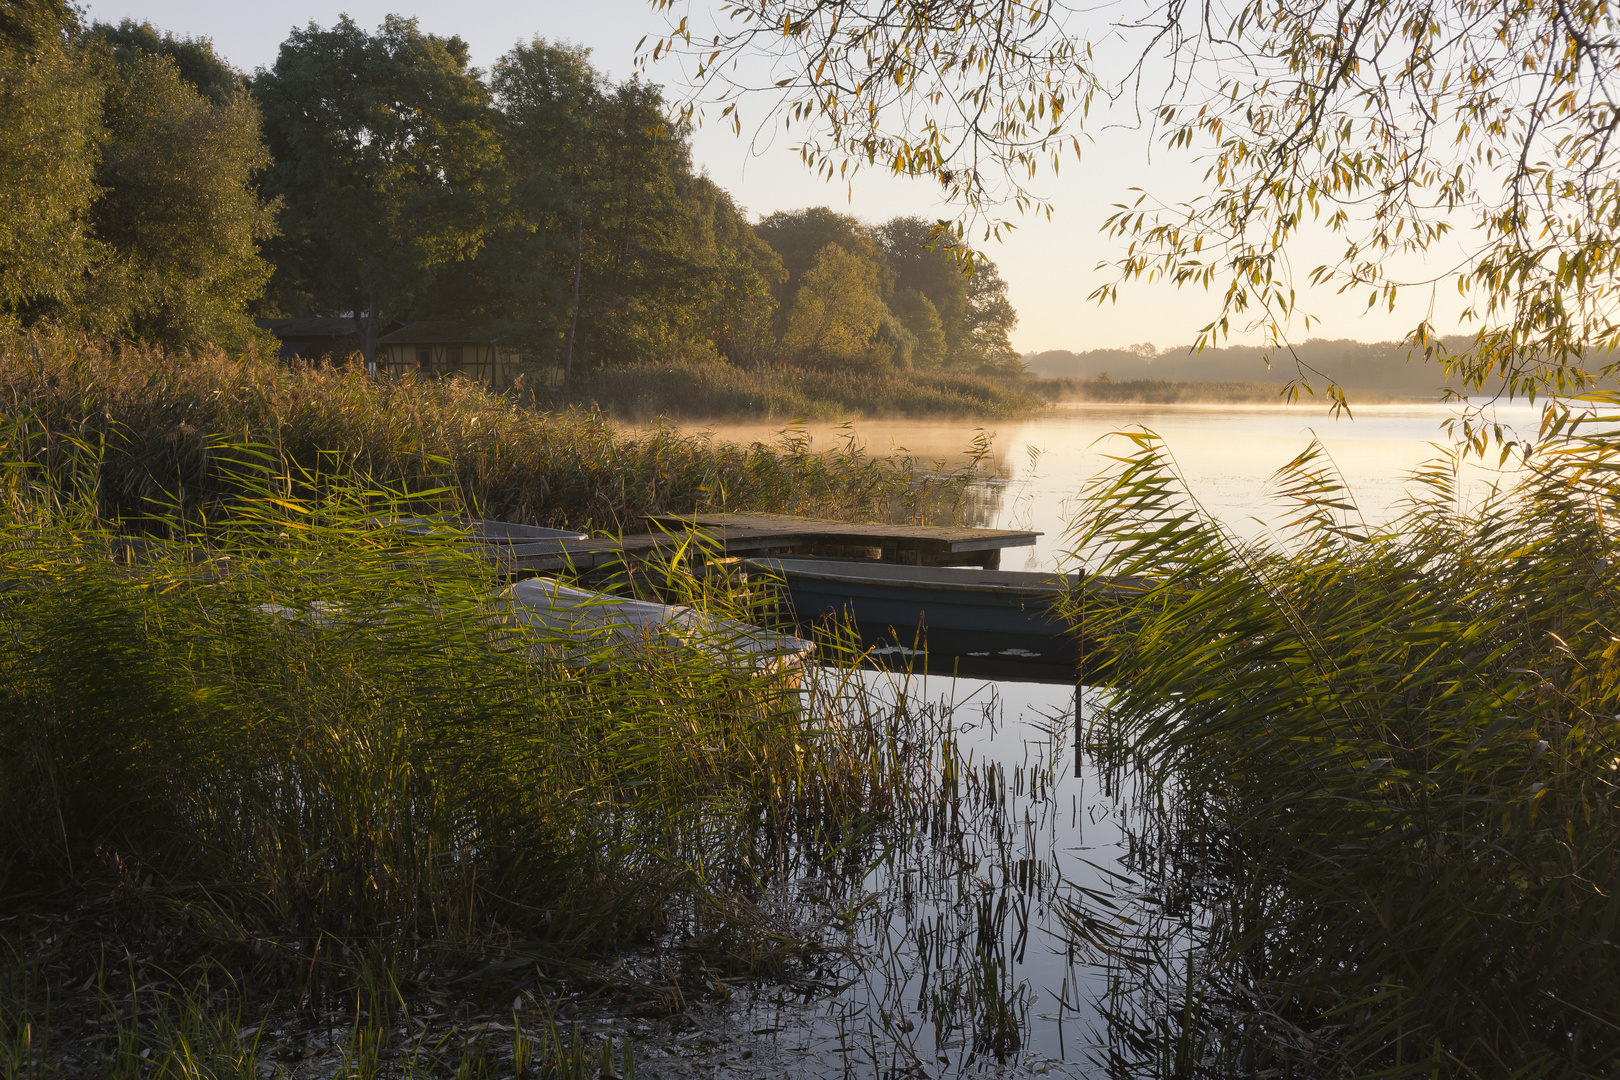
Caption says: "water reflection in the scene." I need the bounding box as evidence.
[634,670,1193,1078]
[625,403,1550,1075]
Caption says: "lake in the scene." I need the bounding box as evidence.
[623,401,1544,1077]
[673,400,1543,572]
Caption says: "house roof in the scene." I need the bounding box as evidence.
[255,317,357,339]
[379,321,531,345]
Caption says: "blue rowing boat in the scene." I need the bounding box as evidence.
[746,557,1084,681]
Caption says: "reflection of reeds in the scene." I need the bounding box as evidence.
[1069,417,1620,1076]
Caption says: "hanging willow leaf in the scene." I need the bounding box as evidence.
[645,0,1620,410]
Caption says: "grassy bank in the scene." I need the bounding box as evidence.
[0,334,988,533]
[562,359,1043,420]
[1029,375,1428,404]
[1074,420,1620,1075]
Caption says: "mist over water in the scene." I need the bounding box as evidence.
[671,400,1543,571]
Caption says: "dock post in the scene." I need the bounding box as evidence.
[1074,681,1083,778]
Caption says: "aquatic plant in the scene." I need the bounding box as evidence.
[0,331,985,535]
[0,421,924,977]
[563,359,1042,421]
[1069,408,1620,1076]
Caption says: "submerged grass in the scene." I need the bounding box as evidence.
[0,333,986,534]
[1070,409,1620,1077]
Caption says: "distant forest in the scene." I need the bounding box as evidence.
[1023,338,1557,399]
[0,7,1020,376]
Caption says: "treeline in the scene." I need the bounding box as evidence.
[0,2,272,350]
[0,3,1019,377]
[1024,337,1518,398]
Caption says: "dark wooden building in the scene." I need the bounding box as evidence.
[378,322,530,388]
[255,318,361,362]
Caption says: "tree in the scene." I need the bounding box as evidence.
[85,49,275,351]
[0,0,75,51]
[960,258,1021,374]
[87,19,239,103]
[0,7,274,348]
[480,39,597,361]
[875,216,968,357]
[754,206,889,324]
[254,16,496,366]
[781,242,890,368]
[0,0,99,320]
[646,0,1620,413]
[889,288,947,369]
[680,174,783,365]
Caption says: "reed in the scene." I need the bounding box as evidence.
[1027,375,1425,405]
[0,425,923,976]
[0,342,1028,1077]
[563,360,1043,420]
[0,332,984,534]
[1070,410,1620,1076]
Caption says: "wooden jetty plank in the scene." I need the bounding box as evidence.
[487,513,1041,574]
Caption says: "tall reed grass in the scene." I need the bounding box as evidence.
[0,332,983,534]
[1071,411,1620,1077]
[0,422,923,978]
[0,336,1033,1077]
[564,359,1043,420]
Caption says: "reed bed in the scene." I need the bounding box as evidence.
[0,332,984,534]
[1070,412,1620,1077]
[1027,376,1424,405]
[0,397,967,1065]
[564,360,1043,420]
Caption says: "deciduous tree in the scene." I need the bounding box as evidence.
[87,18,239,103]
[254,16,496,366]
[86,49,275,351]
[781,242,890,367]
[0,0,99,320]
[889,287,947,369]
[755,206,889,323]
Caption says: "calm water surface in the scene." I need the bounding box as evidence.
[629,402,1544,1077]
[677,401,1543,571]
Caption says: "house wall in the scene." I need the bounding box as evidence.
[380,341,520,388]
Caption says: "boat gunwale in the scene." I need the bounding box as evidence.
[746,556,1160,602]
[745,556,1077,597]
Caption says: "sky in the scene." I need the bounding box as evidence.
[82,0,1473,356]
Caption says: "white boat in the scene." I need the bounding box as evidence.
[503,577,814,677]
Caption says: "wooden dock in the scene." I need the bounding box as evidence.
[485,512,1039,575]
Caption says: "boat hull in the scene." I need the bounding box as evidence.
[747,558,1082,683]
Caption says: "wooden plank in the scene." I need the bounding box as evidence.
[483,512,1038,576]
[492,535,660,573]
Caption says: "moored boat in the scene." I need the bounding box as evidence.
[745,557,1084,681]
[504,576,815,678]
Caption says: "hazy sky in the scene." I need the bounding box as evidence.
[83,0,1470,356]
